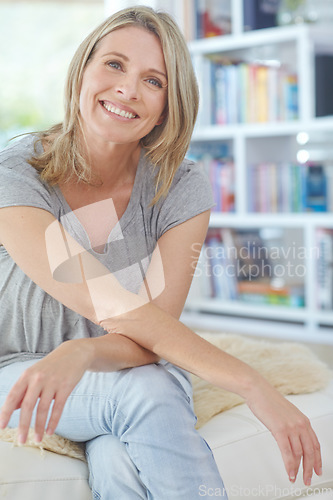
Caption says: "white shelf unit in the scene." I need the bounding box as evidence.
[182,19,333,345]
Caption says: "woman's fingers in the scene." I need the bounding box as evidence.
[274,414,322,486]
[18,382,44,444]
[300,427,322,485]
[275,432,300,483]
[0,342,88,443]
[0,378,27,431]
[248,382,323,487]
[34,389,56,442]
[45,391,69,437]
[311,428,323,477]
[0,369,67,444]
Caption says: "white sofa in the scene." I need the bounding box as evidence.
[1,380,332,499]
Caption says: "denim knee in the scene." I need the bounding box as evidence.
[108,363,196,440]
[121,363,191,408]
[86,434,147,500]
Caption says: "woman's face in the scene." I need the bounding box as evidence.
[79,26,168,149]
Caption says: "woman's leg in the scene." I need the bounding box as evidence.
[0,360,147,499]
[86,434,147,500]
[0,360,227,499]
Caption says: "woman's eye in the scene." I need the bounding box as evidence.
[107,61,122,70]
[146,78,163,88]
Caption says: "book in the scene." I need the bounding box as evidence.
[305,164,327,212]
[213,63,228,125]
[247,161,331,213]
[196,0,231,39]
[203,227,306,308]
[316,228,333,310]
[267,64,279,122]
[220,228,239,300]
[204,229,239,300]
[205,232,230,299]
[209,58,298,125]
[222,229,271,282]
[315,54,333,118]
[243,0,280,31]
[285,74,298,120]
[256,65,269,122]
[326,165,333,212]
[187,143,235,213]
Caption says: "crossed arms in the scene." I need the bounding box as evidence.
[0,206,322,486]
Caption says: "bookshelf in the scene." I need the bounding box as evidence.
[181,1,333,345]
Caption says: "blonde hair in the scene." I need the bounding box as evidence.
[29,6,199,205]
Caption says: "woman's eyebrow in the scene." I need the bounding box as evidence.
[102,51,167,79]
[102,51,129,61]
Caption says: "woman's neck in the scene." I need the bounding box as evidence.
[82,139,142,189]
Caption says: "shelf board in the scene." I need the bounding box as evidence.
[316,311,333,325]
[209,212,333,228]
[192,117,333,141]
[186,298,307,321]
[180,311,333,345]
[188,24,333,55]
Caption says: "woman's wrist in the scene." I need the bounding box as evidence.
[69,332,160,373]
[61,338,96,371]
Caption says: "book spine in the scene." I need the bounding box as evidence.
[247,161,332,214]
[214,64,227,125]
[316,228,333,310]
[205,234,225,299]
[211,60,298,124]
[256,65,269,122]
[220,228,239,300]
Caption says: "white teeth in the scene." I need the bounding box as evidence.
[102,102,136,119]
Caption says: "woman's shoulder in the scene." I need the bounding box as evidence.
[0,134,55,213]
[173,157,205,181]
[142,153,209,191]
[0,134,41,176]
[142,151,214,206]
[166,156,212,199]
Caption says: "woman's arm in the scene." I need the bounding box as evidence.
[0,204,209,442]
[0,206,145,323]
[100,306,322,487]
[0,206,322,485]
[0,206,159,367]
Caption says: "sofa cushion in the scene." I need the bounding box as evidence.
[1,334,332,499]
[1,381,332,499]
[200,380,333,499]
[0,441,92,500]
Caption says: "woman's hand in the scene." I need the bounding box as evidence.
[0,340,92,444]
[246,378,322,486]
[101,309,323,487]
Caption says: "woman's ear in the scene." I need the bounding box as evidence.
[156,108,167,126]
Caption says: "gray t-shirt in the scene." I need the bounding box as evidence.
[0,134,214,368]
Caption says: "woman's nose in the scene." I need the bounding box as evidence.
[116,73,140,101]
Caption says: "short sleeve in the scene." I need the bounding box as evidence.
[0,137,54,214]
[156,159,215,239]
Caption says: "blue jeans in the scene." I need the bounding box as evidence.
[0,360,227,499]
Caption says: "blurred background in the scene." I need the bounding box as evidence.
[0,0,183,148]
[0,0,106,147]
[2,0,333,359]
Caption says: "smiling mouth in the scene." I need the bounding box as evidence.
[101,101,138,119]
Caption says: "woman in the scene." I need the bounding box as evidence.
[0,6,321,499]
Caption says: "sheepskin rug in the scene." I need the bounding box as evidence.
[0,332,331,462]
[192,332,332,428]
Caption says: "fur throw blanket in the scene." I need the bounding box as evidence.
[0,332,331,462]
[192,332,332,428]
